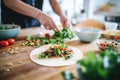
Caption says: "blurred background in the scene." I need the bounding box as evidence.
[0,0,120,29]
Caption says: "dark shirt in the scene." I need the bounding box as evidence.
[1,0,43,28]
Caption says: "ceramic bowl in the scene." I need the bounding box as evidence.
[75,27,101,42]
[0,24,21,40]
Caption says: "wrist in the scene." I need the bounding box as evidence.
[33,9,43,20]
[59,13,65,17]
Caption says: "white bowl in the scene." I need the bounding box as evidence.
[105,22,118,30]
[75,27,101,42]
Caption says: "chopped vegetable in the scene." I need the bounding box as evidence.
[39,52,46,59]
[53,27,75,39]
[38,44,74,60]
[98,40,118,50]
[54,48,61,55]
[22,35,64,47]
[0,24,18,30]
[21,27,75,47]
[65,55,72,60]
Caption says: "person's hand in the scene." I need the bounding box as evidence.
[37,11,58,32]
[60,15,69,28]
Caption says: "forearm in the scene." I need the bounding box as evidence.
[49,0,64,17]
[3,0,43,18]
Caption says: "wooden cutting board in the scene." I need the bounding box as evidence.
[0,40,79,80]
[0,27,99,80]
[0,40,99,80]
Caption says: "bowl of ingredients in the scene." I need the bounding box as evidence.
[114,31,120,43]
[75,27,101,42]
[0,24,21,40]
[96,39,120,53]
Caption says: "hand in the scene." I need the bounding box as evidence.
[60,15,69,28]
[37,12,58,32]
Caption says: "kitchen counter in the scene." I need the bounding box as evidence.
[0,27,99,80]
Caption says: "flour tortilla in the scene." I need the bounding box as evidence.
[30,44,83,67]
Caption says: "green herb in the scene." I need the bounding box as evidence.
[54,48,61,55]
[41,38,50,45]
[0,23,18,30]
[77,47,120,80]
[29,42,34,46]
[23,28,74,47]
[26,35,39,41]
[53,27,75,39]
[62,47,120,80]
[65,55,72,60]
[60,43,67,48]
[39,52,46,59]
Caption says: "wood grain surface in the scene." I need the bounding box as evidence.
[0,27,99,80]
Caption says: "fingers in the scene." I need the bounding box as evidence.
[62,20,69,28]
[44,24,51,30]
[37,12,59,32]
[43,21,59,32]
[50,21,59,32]
[60,16,69,28]
[62,21,67,28]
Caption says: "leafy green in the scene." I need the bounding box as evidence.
[65,54,72,60]
[54,48,61,55]
[60,43,67,48]
[53,27,75,39]
[26,35,39,41]
[62,47,120,80]
[0,23,17,30]
[77,47,120,80]
[23,27,75,47]
[39,52,46,59]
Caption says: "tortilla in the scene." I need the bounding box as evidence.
[30,44,83,67]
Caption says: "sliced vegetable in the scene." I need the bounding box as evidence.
[38,44,73,60]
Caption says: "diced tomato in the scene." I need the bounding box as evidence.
[114,36,120,40]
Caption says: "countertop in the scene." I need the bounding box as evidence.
[0,27,99,80]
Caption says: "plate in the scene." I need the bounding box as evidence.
[30,45,83,67]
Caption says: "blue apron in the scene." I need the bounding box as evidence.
[1,0,43,28]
